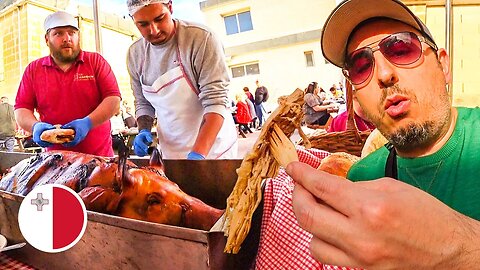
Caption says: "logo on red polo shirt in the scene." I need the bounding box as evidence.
[74,73,95,81]
[18,184,87,253]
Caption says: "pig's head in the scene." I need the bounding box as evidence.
[116,167,187,226]
[79,148,223,231]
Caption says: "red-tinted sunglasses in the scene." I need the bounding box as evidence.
[343,32,438,85]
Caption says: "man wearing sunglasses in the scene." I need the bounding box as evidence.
[287,0,480,269]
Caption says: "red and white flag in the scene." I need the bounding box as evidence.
[18,184,87,253]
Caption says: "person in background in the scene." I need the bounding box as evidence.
[317,87,328,101]
[126,0,237,160]
[289,0,480,268]
[327,94,375,132]
[246,98,257,129]
[243,86,257,128]
[329,85,345,102]
[337,81,344,92]
[110,108,127,152]
[254,79,269,129]
[15,11,121,157]
[243,87,254,104]
[0,97,16,152]
[123,105,137,128]
[234,92,253,134]
[303,82,335,126]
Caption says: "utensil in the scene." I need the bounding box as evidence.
[0,234,6,250]
[0,242,26,252]
[0,234,26,252]
[269,123,298,167]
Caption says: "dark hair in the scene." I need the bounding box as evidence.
[243,87,249,92]
[306,82,318,94]
[330,87,336,92]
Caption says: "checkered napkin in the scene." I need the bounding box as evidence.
[0,253,36,270]
[254,147,359,270]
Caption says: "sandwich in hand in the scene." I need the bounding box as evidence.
[40,125,75,144]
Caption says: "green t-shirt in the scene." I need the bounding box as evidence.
[347,107,480,219]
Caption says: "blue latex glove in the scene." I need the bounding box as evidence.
[187,151,205,160]
[133,129,153,157]
[32,122,55,148]
[61,117,92,147]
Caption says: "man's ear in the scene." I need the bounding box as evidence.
[437,48,451,84]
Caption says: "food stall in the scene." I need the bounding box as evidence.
[0,151,250,269]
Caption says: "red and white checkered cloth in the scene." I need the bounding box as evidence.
[0,253,36,270]
[254,146,359,270]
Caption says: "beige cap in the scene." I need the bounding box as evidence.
[127,0,171,16]
[44,11,78,32]
[321,0,436,68]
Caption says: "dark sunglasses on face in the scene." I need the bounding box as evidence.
[343,31,438,85]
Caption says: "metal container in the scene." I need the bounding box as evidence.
[0,151,248,269]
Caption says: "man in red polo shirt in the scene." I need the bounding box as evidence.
[15,11,121,157]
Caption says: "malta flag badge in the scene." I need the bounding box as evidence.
[18,184,87,253]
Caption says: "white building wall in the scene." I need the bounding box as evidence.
[201,0,343,109]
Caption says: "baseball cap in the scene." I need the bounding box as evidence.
[127,0,171,16]
[321,0,437,68]
[44,11,78,32]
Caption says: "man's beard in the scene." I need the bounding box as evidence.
[362,84,451,151]
[386,121,436,151]
[50,43,80,63]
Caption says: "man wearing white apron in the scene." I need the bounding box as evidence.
[126,0,238,159]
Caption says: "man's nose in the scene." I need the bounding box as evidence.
[63,33,73,43]
[374,53,398,88]
[149,23,160,35]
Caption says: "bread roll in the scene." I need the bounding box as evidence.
[361,128,388,158]
[40,127,75,144]
[318,152,360,178]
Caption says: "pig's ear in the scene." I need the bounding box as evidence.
[79,186,121,214]
[148,147,164,171]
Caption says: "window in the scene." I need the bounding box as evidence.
[224,11,253,35]
[231,66,245,78]
[231,63,260,78]
[304,51,314,67]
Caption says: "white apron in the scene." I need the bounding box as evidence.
[140,42,237,159]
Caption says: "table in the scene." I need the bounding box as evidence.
[0,253,36,270]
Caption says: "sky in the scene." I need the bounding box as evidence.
[75,0,205,23]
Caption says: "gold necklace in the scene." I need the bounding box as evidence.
[405,160,444,192]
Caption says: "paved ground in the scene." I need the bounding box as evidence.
[237,129,261,158]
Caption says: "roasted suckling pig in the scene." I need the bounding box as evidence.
[0,149,222,231]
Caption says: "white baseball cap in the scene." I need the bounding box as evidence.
[321,0,437,68]
[127,0,171,16]
[44,11,79,32]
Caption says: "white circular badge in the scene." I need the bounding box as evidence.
[18,184,87,253]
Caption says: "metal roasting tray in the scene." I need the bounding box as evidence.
[0,151,249,269]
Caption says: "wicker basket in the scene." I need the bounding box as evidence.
[300,82,371,157]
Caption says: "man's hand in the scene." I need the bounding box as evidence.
[287,161,480,269]
[61,117,92,147]
[133,129,153,157]
[32,122,55,147]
